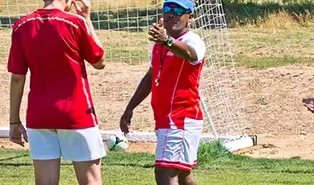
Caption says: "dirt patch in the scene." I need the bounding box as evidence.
[0,138,29,150]
[2,62,314,160]
[242,134,314,160]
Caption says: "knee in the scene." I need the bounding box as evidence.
[179,171,196,185]
[154,166,179,185]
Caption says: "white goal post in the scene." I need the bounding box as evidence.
[0,0,255,152]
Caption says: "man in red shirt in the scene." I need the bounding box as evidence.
[120,0,206,184]
[8,0,106,184]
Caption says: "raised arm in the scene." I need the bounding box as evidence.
[148,18,206,63]
[74,0,106,69]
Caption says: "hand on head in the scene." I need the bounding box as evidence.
[72,0,91,20]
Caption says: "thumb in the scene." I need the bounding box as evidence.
[158,18,164,27]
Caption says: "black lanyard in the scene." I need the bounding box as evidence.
[154,46,168,86]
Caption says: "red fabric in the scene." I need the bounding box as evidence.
[151,33,205,129]
[155,160,196,171]
[7,9,104,129]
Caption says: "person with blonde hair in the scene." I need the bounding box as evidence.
[8,0,106,184]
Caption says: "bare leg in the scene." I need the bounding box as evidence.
[33,159,61,185]
[179,170,197,185]
[155,166,180,185]
[73,158,102,185]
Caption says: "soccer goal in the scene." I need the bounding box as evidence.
[0,0,255,152]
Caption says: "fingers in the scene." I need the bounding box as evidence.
[158,18,164,27]
[19,125,28,143]
[120,123,130,134]
[120,117,130,134]
[149,25,159,33]
[148,26,161,41]
[148,36,158,42]
[303,101,314,113]
[80,0,91,7]
[73,1,82,13]
[152,23,160,31]
[9,137,25,147]
[304,101,314,108]
[308,107,314,113]
[9,124,28,147]
[75,0,91,10]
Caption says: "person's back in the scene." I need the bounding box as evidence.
[8,1,106,185]
[10,8,104,129]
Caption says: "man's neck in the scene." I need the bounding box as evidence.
[168,28,189,39]
[43,1,64,11]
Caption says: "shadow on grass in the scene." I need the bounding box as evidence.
[0,153,29,162]
[0,153,32,166]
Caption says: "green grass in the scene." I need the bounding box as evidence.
[229,25,314,69]
[1,142,314,185]
[236,55,313,69]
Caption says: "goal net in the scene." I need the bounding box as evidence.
[0,0,254,151]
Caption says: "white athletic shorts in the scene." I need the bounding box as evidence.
[27,126,106,162]
[155,118,203,171]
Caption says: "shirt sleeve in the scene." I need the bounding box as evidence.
[182,32,206,65]
[78,19,104,64]
[7,30,28,75]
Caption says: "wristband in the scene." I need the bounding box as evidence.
[162,36,173,47]
[10,121,22,125]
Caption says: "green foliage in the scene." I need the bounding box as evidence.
[223,0,314,27]
[197,141,233,165]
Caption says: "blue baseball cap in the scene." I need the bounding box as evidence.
[164,0,195,13]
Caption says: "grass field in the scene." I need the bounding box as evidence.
[0,0,314,185]
[1,143,314,185]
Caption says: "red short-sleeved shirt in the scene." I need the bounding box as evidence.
[150,31,206,130]
[7,9,104,129]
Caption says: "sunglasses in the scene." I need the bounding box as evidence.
[163,4,190,16]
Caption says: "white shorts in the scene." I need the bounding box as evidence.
[155,118,203,171]
[27,126,106,162]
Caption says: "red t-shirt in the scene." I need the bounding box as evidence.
[150,31,206,130]
[7,9,104,129]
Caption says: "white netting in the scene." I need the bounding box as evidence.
[192,0,247,137]
[0,0,249,143]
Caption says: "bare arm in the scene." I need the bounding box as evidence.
[73,0,105,69]
[9,74,26,123]
[86,19,106,69]
[164,39,197,62]
[120,68,152,133]
[148,19,205,63]
[125,68,152,111]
